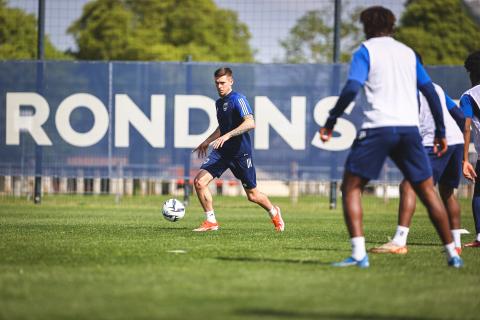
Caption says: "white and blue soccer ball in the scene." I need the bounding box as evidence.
[162,198,185,222]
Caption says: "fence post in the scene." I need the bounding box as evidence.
[183,55,193,206]
[289,161,299,204]
[34,0,46,204]
[329,181,337,209]
[333,0,342,63]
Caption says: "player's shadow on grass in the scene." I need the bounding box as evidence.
[235,308,437,320]
[367,240,440,247]
[216,256,330,265]
[285,246,350,252]
[153,227,191,231]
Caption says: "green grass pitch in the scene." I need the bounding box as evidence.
[1,195,479,320]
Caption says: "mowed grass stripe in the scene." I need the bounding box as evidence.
[0,195,478,320]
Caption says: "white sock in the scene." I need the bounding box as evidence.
[477,233,480,242]
[451,229,462,248]
[392,225,410,247]
[351,236,366,261]
[444,242,459,260]
[205,210,216,223]
[268,206,277,218]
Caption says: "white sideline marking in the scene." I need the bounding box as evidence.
[167,250,187,254]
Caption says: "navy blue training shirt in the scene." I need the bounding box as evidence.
[215,91,253,157]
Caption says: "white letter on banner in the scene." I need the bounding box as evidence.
[254,96,306,150]
[311,96,356,151]
[6,92,52,145]
[174,95,216,148]
[115,94,165,148]
[55,93,109,147]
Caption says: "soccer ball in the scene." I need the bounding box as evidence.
[162,198,185,222]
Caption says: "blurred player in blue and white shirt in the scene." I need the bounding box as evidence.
[319,6,463,268]
[192,67,284,232]
[371,62,466,255]
[460,51,480,248]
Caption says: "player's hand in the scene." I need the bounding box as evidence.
[192,141,209,158]
[212,134,231,149]
[463,161,477,182]
[433,137,448,157]
[319,127,333,142]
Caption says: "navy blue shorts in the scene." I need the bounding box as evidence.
[425,143,463,188]
[345,126,432,183]
[200,150,257,189]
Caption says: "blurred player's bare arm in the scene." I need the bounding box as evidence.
[462,118,477,181]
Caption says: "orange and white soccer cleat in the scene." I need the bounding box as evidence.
[369,241,408,254]
[271,206,285,232]
[192,220,219,232]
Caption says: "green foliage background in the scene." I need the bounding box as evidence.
[68,0,254,62]
[0,0,70,59]
[396,0,480,65]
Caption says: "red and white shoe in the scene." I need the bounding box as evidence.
[464,240,480,248]
[271,206,285,232]
[369,241,408,254]
[193,220,219,232]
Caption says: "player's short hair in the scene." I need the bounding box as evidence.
[465,51,480,75]
[360,6,396,39]
[214,67,233,78]
[465,51,480,85]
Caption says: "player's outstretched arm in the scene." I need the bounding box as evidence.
[193,127,220,158]
[212,115,255,149]
[462,117,477,182]
[320,79,362,143]
[320,46,366,143]
[445,94,465,132]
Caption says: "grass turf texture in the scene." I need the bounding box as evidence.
[0,195,479,320]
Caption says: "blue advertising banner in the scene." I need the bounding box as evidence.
[0,61,471,181]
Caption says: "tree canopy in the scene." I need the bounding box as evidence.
[0,0,69,59]
[395,0,480,65]
[68,0,254,62]
[279,8,362,63]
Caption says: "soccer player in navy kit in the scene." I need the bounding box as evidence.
[192,67,284,232]
[460,51,480,248]
[319,6,463,267]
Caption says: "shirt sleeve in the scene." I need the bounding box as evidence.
[460,94,474,118]
[347,45,369,85]
[234,96,253,117]
[444,94,457,111]
[416,56,432,86]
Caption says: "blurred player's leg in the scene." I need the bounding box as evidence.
[193,169,219,231]
[370,180,413,254]
[412,178,462,267]
[465,161,480,247]
[332,172,370,268]
[439,183,462,253]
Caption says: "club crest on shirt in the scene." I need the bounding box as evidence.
[223,102,229,111]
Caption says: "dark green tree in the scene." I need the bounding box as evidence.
[396,0,480,65]
[0,0,69,59]
[68,0,254,62]
[279,7,362,63]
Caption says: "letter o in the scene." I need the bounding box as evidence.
[55,93,109,147]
